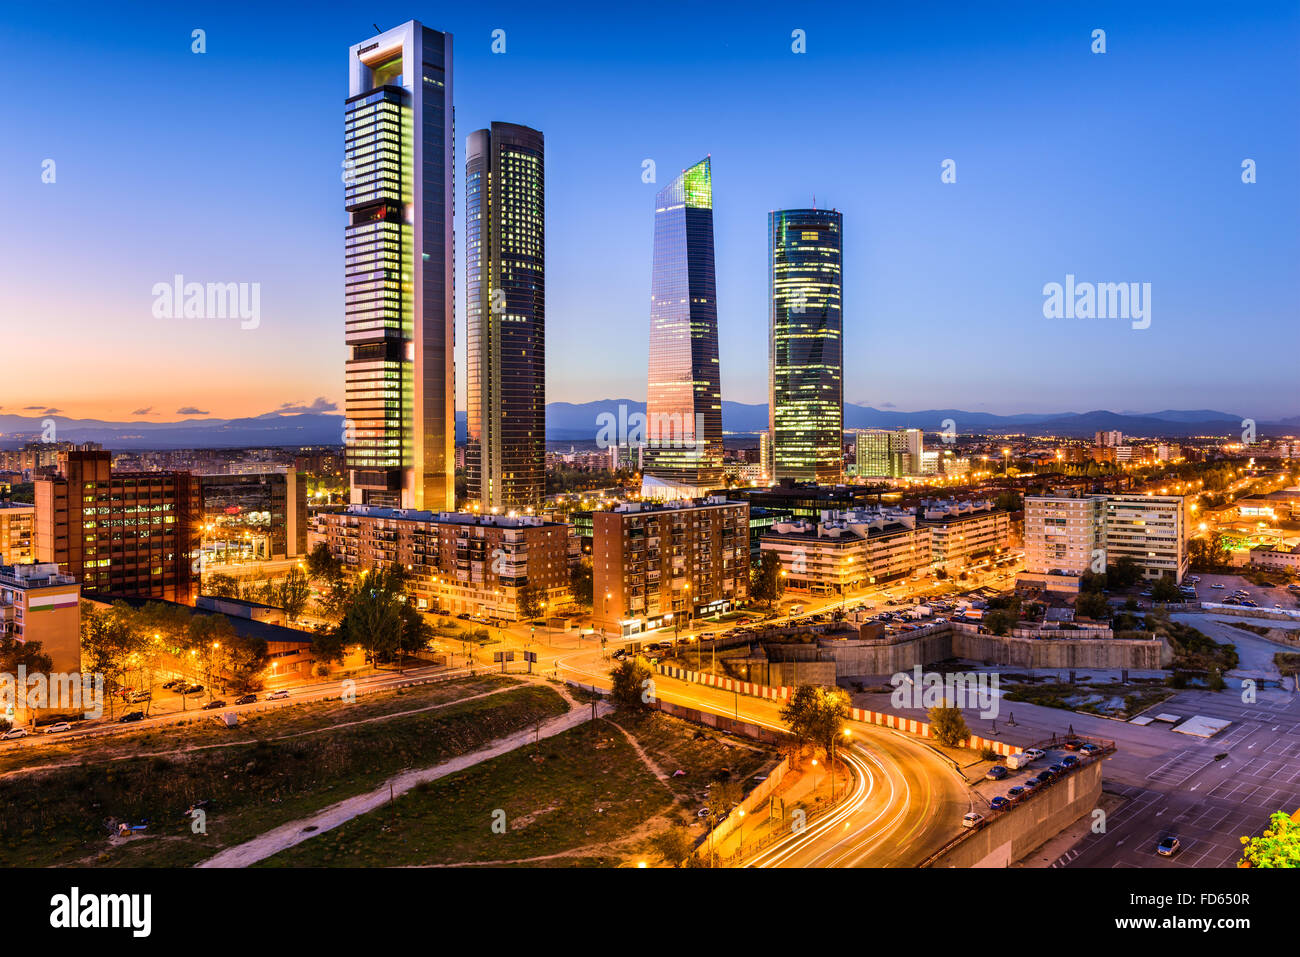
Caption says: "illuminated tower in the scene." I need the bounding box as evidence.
[642,157,723,500]
[466,123,545,513]
[344,21,455,510]
[769,208,843,484]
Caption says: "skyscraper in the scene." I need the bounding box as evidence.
[769,208,843,484]
[466,123,545,512]
[344,21,455,510]
[642,157,723,500]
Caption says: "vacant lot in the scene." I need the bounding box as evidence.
[259,711,779,868]
[0,681,567,867]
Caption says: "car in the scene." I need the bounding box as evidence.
[1063,739,1083,751]
[985,765,1008,780]
[1241,600,1258,607]
[235,694,257,705]
[1035,771,1055,784]
[1024,748,1046,761]
[1156,836,1181,857]
[961,812,985,828]
[1007,786,1025,801]
[266,690,290,700]
[1049,763,1066,775]
[161,679,183,690]
[1061,756,1079,769]
[990,796,1010,811]
[1211,583,1225,589]
[43,722,73,734]
[184,684,204,695]
[611,650,627,661]
[200,700,227,711]
[118,711,146,723]
[1022,778,1040,791]
[1080,743,1102,756]
[128,690,152,702]
[0,728,29,740]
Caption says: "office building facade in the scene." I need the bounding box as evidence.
[344,21,455,511]
[642,158,723,500]
[768,208,843,484]
[465,123,545,512]
[34,451,199,604]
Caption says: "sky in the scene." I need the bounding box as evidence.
[1,0,1297,423]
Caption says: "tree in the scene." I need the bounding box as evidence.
[983,609,1017,636]
[1108,556,1143,588]
[609,656,654,712]
[80,601,141,716]
[518,583,544,620]
[1238,811,1300,868]
[335,565,409,666]
[929,702,970,747]
[779,684,849,758]
[1189,531,1228,571]
[1150,573,1182,603]
[649,826,696,867]
[310,622,349,666]
[206,573,242,599]
[751,551,786,607]
[570,560,593,609]
[1074,591,1111,620]
[0,635,52,675]
[306,542,344,583]
[397,602,433,657]
[276,567,312,624]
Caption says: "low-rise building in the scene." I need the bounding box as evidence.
[0,501,35,565]
[323,506,573,620]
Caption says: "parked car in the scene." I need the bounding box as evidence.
[200,700,227,711]
[986,765,1008,780]
[1061,756,1080,769]
[990,796,1010,811]
[1156,836,1181,857]
[184,684,204,695]
[118,711,146,723]
[1024,748,1047,761]
[1080,743,1102,756]
[43,722,73,734]
[0,728,29,740]
[235,694,257,705]
[1211,583,1225,589]
[128,690,152,702]
[1007,785,1026,801]
[1022,778,1040,791]
[1063,739,1083,751]
[961,812,985,828]
[266,690,290,700]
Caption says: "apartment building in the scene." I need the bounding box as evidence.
[920,500,1011,570]
[760,509,930,594]
[1023,490,1188,587]
[0,563,81,671]
[322,506,572,621]
[593,496,749,636]
[0,501,35,564]
[34,451,199,604]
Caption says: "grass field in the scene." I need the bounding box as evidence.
[0,681,568,868]
[258,711,779,868]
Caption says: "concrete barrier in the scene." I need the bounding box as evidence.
[924,757,1104,867]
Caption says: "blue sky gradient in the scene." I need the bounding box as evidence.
[1,0,1296,420]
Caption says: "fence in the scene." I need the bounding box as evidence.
[654,664,790,701]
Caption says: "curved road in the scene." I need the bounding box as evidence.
[556,644,971,867]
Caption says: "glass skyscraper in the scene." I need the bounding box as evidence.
[344,21,455,510]
[642,157,723,500]
[768,208,843,484]
[465,123,545,512]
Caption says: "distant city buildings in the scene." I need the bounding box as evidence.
[768,207,843,484]
[344,21,456,511]
[593,496,748,636]
[641,158,724,501]
[34,451,198,603]
[1094,430,1124,447]
[465,123,546,512]
[854,428,924,477]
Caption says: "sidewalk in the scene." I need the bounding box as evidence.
[196,696,608,868]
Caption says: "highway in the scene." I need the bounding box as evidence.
[555,641,973,867]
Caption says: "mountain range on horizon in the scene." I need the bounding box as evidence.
[0,403,1294,451]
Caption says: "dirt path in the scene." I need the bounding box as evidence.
[0,682,522,779]
[197,694,607,868]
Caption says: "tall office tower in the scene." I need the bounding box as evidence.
[344,21,455,510]
[642,157,723,500]
[768,208,843,484]
[465,123,545,512]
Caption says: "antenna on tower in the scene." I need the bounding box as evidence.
[373,23,382,34]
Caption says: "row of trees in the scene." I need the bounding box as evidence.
[206,567,313,623]
[308,564,432,670]
[79,600,269,714]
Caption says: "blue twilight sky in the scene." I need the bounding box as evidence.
[0,0,1296,422]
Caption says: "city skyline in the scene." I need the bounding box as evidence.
[3,2,1296,422]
